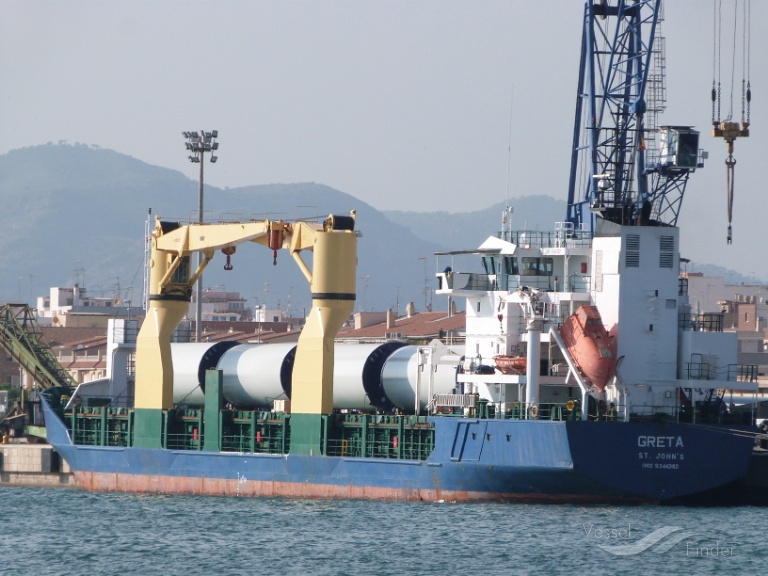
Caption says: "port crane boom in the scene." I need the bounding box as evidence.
[567,0,701,233]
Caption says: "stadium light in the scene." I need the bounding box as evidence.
[182,129,220,342]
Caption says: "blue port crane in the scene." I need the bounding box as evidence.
[566,0,702,234]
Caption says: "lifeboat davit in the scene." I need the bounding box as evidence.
[559,305,616,391]
[493,355,527,374]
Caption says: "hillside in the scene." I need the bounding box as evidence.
[0,144,439,314]
[383,195,568,251]
[0,144,752,317]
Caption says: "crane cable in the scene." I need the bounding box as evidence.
[742,0,751,128]
[711,0,720,126]
[727,0,737,244]
[712,0,751,245]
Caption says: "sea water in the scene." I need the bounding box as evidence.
[0,486,764,576]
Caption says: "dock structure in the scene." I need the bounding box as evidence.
[0,442,74,487]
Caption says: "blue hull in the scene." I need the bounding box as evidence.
[42,399,754,503]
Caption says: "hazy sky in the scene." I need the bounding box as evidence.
[1,1,765,281]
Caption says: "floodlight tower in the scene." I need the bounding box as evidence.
[182,130,219,342]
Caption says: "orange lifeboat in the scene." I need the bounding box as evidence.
[493,355,527,374]
[559,305,616,391]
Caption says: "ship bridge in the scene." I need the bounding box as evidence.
[435,224,594,299]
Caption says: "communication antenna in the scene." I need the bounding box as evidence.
[503,86,514,241]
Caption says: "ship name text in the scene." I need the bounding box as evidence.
[637,435,683,448]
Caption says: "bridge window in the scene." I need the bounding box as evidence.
[521,257,553,276]
[481,256,496,275]
[502,256,518,275]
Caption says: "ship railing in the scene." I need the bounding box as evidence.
[484,400,627,422]
[585,402,625,422]
[506,274,591,294]
[326,416,435,460]
[678,312,724,332]
[513,276,552,291]
[732,364,759,383]
[67,405,132,447]
[220,431,287,455]
[628,405,679,421]
[164,409,200,450]
[501,275,582,293]
[499,229,593,249]
[439,272,493,292]
[440,271,591,295]
[630,401,752,425]
[489,401,583,421]
[685,361,718,380]
[684,362,757,383]
[325,436,433,460]
[566,274,591,293]
[219,411,290,454]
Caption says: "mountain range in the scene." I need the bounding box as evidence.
[0,144,750,316]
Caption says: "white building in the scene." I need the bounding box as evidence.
[189,289,251,322]
[36,285,137,327]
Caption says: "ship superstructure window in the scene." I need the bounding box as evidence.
[659,235,675,268]
[502,256,518,275]
[521,257,553,276]
[496,256,518,290]
[625,235,640,268]
[481,256,496,274]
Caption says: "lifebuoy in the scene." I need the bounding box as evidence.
[530,404,539,418]
[566,399,575,411]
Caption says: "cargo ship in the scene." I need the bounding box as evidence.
[41,0,759,503]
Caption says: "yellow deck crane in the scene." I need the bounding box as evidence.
[711,0,752,244]
[134,212,357,455]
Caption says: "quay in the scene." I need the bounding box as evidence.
[1,440,75,488]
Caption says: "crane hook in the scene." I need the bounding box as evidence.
[221,246,236,270]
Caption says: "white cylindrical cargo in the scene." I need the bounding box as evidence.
[381,347,460,412]
[328,343,393,410]
[279,341,408,411]
[217,343,296,408]
[171,342,238,405]
[171,341,460,413]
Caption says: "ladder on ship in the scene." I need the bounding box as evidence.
[0,304,77,436]
[700,387,728,424]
